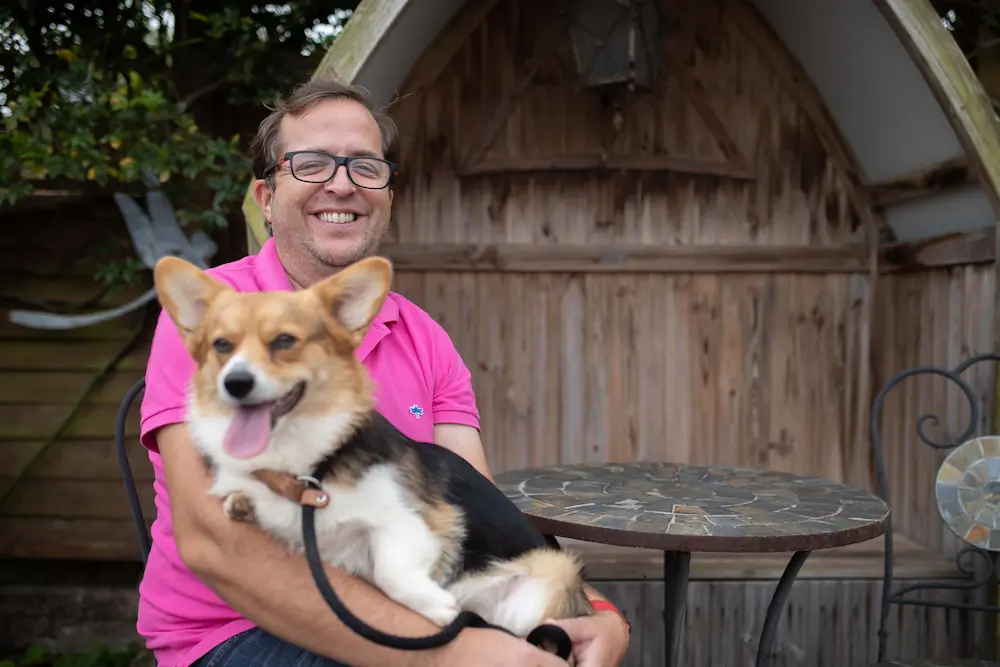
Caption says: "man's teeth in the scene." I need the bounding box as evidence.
[317,212,357,223]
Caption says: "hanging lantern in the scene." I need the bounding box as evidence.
[568,0,662,92]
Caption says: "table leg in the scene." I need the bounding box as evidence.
[754,550,810,667]
[662,550,691,667]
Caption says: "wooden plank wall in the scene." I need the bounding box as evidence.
[391,271,871,480]
[598,579,985,666]
[870,264,997,558]
[0,197,156,558]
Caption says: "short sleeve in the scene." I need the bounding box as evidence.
[139,307,196,453]
[431,330,481,430]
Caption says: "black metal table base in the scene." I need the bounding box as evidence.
[661,549,812,667]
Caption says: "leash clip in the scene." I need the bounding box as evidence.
[297,475,322,489]
[295,475,329,508]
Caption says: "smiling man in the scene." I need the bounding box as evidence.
[252,90,395,286]
[137,76,630,667]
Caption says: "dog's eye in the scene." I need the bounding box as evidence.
[213,338,233,354]
[270,333,297,351]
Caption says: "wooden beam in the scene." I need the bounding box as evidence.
[662,41,753,175]
[375,230,996,275]
[456,154,756,180]
[313,0,411,84]
[402,0,503,94]
[459,6,573,172]
[875,0,1000,221]
[879,225,996,272]
[376,242,868,273]
[867,155,974,207]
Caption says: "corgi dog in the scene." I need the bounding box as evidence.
[152,254,595,641]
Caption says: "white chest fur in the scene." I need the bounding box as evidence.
[216,461,465,627]
[220,463,417,576]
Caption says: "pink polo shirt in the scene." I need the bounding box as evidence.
[136,238,480,667]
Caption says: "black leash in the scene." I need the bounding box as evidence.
[298,475,573,660]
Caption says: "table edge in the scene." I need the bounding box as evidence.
[527,511,891,553]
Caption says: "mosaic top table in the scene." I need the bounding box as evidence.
[494,461,891,667]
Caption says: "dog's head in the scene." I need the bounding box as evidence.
[153,254,392,463]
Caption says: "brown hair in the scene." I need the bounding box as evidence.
[250,76,399,185]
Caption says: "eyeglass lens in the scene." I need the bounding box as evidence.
[290,152,391,188]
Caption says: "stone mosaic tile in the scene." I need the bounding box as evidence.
[495,462,889,553]
[936,436,1000,552]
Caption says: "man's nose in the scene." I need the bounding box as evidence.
[324,164,355,195]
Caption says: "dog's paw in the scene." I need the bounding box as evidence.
[419,599,461,628]
[223,492,256,522]
[411,589,461,628]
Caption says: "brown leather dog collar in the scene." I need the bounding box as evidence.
[252,470,330,508]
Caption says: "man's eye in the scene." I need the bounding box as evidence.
[271,333,297,351]
[213,338,233,354]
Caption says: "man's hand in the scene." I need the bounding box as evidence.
[425,628,572,667]
[545,611,630,667]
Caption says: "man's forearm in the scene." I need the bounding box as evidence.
[186,522,447,667]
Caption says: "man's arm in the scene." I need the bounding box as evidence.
[434,423,495,481]
[158,422,463,667]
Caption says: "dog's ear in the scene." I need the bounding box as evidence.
[154,257,231,339]
[313,256,393,344]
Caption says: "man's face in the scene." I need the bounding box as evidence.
[254,98,393,285]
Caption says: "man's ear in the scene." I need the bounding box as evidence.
[153,257,230,341]
[252,178,275,222]
[312,257,393,344]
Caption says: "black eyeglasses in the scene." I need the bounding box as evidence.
[264,150,397,189]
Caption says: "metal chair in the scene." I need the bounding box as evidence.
[869,353,1000,665]
[116,376,151,565]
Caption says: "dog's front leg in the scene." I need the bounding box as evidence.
[368,513,460,628]
[209,470,257,523]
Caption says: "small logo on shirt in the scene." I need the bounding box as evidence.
[409,404,424,419]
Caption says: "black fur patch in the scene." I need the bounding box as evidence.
[314,412,554,576]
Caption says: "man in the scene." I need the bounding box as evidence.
[137,75,630,667]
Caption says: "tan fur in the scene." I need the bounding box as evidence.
[515,550,595,620]
[420,499,466,583]
[226,493,257,523]
[152,254,595,642]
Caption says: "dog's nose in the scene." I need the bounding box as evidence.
[223,370,255,399]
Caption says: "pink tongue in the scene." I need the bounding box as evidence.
[223,405,273,459]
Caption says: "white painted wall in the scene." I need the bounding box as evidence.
[752,0,994,239]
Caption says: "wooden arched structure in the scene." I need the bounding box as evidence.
[243,0,1000,254]
[238,2,1000,662]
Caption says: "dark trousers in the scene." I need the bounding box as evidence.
[192,629,351,667]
